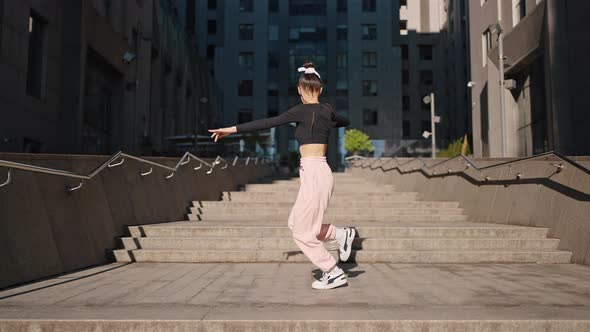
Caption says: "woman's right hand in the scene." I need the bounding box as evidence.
[208,126,237,142]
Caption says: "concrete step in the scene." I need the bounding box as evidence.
[119,237,560,251]
[241,186,397,193]
[196,201,461,209]
[113,248,572,264]
[188,214,469,222]
[127,224,550,239]
[221,191,419,202]
[191,207,465,216]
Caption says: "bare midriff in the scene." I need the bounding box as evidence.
[299,143,327,158]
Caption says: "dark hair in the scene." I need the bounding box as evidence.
[298,61,323,95]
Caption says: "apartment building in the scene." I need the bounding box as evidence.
[0,0,219,156]
[469,0,590,157]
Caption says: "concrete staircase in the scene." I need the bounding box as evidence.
[113,173,572,264]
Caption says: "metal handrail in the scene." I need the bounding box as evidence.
[0,151,270,191]
[346,151,590,184]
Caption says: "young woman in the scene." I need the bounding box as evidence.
[208,62,356,290]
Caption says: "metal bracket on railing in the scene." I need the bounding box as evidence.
[66,181,83,193]
[508,164,523,180]
[140,167,153,177]
[165,172,175,179]
[194,162,203,171]
[180,157,190,166]
[255,157,259,165]
[551,163,564,173]
[108,158,125,168]
[206,165,214,174]
[245,156,250,166]
[0,168,12,188]
[233,155,239,167]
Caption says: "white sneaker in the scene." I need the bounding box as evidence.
[338,227,356,262]
[312,266,348,290]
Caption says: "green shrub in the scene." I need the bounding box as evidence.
[437,135,471,158]
[344,129,375,155]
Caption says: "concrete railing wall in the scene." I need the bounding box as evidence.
[0,153,273,289]
[347,157,590,265]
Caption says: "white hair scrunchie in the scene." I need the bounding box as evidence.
[297,66,321,79]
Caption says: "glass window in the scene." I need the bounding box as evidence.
[207,45,215,59]
[26,11,47,99]
[401,45,408,60]
[238,108,253,123]
[268,81,278,96]
[337,53,347,68]
[337,25,347,41]
[402,95,410,111]
[238,80,253,96]
[362,52,377,67]
[361,24,377,40]
[400,0,407,7]
[419,70,433,85]
[362,0,376,12]
[482,29,492,67]
[208,0,217,10]
[337,0,347,12]
[336,80,348,96]
[239,52,254,68]
[363,109,378,125]
[207,20,216,34]
[362,80,378,96]
[268,52,279,68]
[513,0,526,26]
[239,24,254,40]
[268,25,279,40]
[419,45,433,60]
[269,0,279,12]
[402,121,410,137]
[288,26,326,42]
[289,0,326,15]
[421,120,431,133]
[400,20,408,35]
[402,70,409,85]
[240,0,253,12]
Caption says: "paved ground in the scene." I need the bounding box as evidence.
[1,262,590,325]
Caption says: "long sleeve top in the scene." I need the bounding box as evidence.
[235,103,350,145]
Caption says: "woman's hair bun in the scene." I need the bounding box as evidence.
[302,61,315,69]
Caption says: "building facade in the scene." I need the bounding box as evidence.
[468,0,590,157]
[397,0,471,156]
[183,0,471,162]
[0,0,219,156]
[185,0,403,166]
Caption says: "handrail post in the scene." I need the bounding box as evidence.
[0,168,12,188]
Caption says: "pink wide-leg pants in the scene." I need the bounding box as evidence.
[287,156,338,272]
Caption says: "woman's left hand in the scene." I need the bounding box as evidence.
[208,126,236,142]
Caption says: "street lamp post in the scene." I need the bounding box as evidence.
[422,93,439,159]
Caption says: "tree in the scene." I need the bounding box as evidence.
[344,129,374,155]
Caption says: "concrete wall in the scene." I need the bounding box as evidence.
[0,153,273,289]
[347,156,590,265]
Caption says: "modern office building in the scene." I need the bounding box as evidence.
[398,0,471,155]
[181,0,472,162]
[185,0,402,166]
[468,0,590,157]
[0,0,219,156]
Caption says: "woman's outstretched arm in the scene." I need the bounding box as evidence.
[209,106,300,142]
[326,103,350,128]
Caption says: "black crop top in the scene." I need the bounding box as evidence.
[235,103,350,145]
